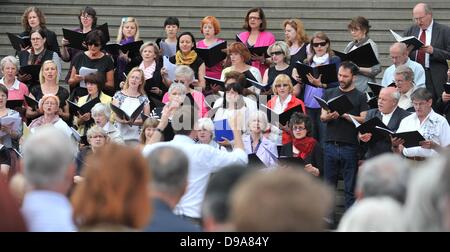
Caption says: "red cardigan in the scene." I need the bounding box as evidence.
[267,95,306,144]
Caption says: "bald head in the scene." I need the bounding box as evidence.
[390,43,408,66]
[378,87,400,114]
[413,3,433,30]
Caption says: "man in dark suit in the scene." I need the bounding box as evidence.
[359,87,410,159]
[144,146,201,232]
[404,3,450,104]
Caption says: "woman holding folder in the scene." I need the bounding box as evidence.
[61,6,98,84]
[267,74,305,146]
[19,7,60,56]
[221,42,262,96]
[262,41,295,94]
[0,85,23,151]
[197,16,225,80]
[0,56,29,115]
[74,72,112,136]
[281,112,322,177]
[68,30,114,99]
[26,60,70,122]
[17,29,62,89]
[111,68,150,146]
[292,32,340,144]
[238,7,275,76]
[344,16,381,93]
[127,42,166,107]
[114,17,141,88]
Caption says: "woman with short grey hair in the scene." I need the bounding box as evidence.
[196,117,224,150]
[91,103,123,144]
[242,110,277,167]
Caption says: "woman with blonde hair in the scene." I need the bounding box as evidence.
[114,17,142,87]
[267,74,305,145]
[262,41,295,94]
[111,67,150,145]
[26,60,69,122]
[71,144,151,231]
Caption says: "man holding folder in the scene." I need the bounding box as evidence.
[404,3,450,104]
[320,61,368,211]
[393,88,450,160]
[359,87,410,159]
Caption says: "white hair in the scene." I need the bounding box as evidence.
[337,197,404,232]
[91,103,111,118]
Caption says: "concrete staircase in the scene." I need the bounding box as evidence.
[1,0,449,80]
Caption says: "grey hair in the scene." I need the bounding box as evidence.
[267,41,290,64]
[423,3,433,15]
[86,125,108,139]
[0,56,19,71]
[22,126,77,188]
[357,153,411,204]
[395,64,415,82]
[91,103,111,118]
[246,110,268,134]
[175,65,195,82]
[402,155,447,231]
[168,82,187,95]
[390,88,401,102]
[146,146,189,196]
[411,87,433,102]
[197,118,215,132]
[337,197,404,232]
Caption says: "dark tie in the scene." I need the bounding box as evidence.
[416,29,426,66]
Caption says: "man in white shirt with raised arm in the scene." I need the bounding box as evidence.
[143,105,248,225]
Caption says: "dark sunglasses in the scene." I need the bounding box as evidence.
[312,42,328,47]
[87,41,100,47]
[270,51,284,56]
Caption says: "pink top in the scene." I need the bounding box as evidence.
[238,31,276,76]
[197,39,224,79]
[0,77,29,100]
[162,90,208,118]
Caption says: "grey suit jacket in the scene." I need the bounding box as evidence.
[404,21,450,95]
[364,107,411,159]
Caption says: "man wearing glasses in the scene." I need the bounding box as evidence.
[404,3,450,105]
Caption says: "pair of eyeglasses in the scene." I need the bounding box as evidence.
[249,16,261,21]
[270,51,284,56]
[275,84,289,88]
[80,15,93,19]
[312,42,327,47]
[292,126,306,131]
[89,135,106,139]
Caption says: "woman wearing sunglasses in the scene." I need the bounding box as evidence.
[68,30,114,100]
[292,31,340,144]
[262,41,295,95]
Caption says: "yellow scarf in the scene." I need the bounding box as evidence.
[175,50,198,65]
